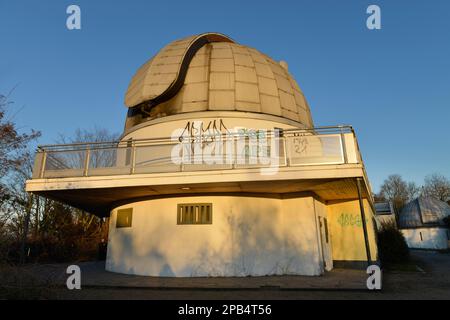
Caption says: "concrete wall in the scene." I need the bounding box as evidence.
[401,228,450,250]
[106,195,324,277]
[327,199,378,264]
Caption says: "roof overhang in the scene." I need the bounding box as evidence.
[27,164,371,217]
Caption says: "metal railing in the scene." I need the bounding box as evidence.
[31,126,362,179]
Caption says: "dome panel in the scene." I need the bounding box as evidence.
[124,33,314,129]
[399,197,450,229]
[125,33,234,108]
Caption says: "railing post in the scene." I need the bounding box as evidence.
[350,127,362,164]
[40,151,47,179]
[283,136,289,166]
[130,143,136,174]
[234,133,239,169]
[340,131,348,164]
[84,149,90,177]
[179,141,184,172]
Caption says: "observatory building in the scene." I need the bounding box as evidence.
[26,33,378,277]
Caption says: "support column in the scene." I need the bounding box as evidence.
[356,177,372,266]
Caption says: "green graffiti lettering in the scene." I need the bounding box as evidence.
[337,213,367,228]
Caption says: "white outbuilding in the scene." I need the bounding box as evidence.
[398,196,450,250]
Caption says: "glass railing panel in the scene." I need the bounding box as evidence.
[286,134,344,166]
[32,127,359,179]
[134,143,180,174]
[88,147,131,176]
[181,139,234,171]
[234,137,287,169]
[43,150,86,178]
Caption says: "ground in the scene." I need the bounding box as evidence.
[1,250,450,299]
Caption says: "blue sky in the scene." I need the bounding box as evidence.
[1,0,449,191]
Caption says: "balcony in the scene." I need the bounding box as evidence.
[26,126,373,216]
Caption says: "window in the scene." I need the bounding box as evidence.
[116,208,133,228]
[178,203,212,225]
[419,231,423,241]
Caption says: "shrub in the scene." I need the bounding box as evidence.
[377,222,410,265]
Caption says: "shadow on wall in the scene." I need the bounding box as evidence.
[108,233,177,276]
[106,197,321,277]
[159,264,176,277]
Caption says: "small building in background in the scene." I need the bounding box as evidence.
[374,201,396,230]
[398,196,450,250]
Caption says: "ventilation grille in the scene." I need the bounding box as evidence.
[177,203,212,225]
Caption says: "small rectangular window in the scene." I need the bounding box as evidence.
[419,231,423,241]
[116,208,133,228]
[177,203,212,225]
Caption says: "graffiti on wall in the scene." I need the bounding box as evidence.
[337,213,368,228]
[178,119,230,144]
[171,119,280,175]
[175,119,271,159]
[291,135,309,155]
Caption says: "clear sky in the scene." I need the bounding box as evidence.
[1,0,449,192]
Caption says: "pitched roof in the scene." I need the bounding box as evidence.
[398,196,450,229]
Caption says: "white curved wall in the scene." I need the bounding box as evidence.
[106,195,324,277]
[121,112,301,141]
[401,228,450,250]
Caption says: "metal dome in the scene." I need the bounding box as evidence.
[398,196,450,229]
[124,32,313,130]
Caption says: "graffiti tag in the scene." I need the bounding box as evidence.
[337,213,368,228]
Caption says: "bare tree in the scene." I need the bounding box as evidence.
[38,128,118,233]
[0,93,40,263]
[51,127,119,170]
[1,117,115,263]
[50,128,118,245]
[423,173,450,202]
[12,158,40,263]
[406,181,420,202]
[379,174,419,213]
[0,93,40,201]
